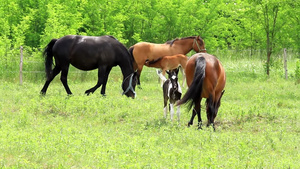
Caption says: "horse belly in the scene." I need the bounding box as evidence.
[71,60,98,71]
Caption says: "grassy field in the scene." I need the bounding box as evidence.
[0,58,299,168]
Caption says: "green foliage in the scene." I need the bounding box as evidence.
[295,59,300,83]
[0,0,299,76]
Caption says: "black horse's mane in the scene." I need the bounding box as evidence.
[165,36,202,46]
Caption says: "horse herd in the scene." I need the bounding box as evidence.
[40,35,226,130]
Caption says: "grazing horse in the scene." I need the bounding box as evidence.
[40,35,138,98]
[129,36,206,85]
[177,53,226,130]
[145,54,188,87]
[157,68,182,122]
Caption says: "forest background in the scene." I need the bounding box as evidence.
[0,0,299,79]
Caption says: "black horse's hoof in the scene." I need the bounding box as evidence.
[85,90,92,95]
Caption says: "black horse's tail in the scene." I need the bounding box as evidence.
[177,57,206,110]
[43,39,57,79]
[128,46,134,58]
[128,46,138,70]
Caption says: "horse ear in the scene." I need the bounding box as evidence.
[175,68,179,74]
[166,70,170,76]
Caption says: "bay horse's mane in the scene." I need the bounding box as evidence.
[165,36,203,47]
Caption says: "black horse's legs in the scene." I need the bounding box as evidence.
[100,67,112,95]
[40,66,61,94]
[60,64,72,95]
[85,66,106,95]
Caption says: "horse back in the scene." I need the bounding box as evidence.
[185,53,225,99]
[53,35,129,70]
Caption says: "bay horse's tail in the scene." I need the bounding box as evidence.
[43,39,57,79]
[177,57,206,110]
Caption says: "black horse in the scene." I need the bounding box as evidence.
[40,35,138,98]
[157,68,182,122]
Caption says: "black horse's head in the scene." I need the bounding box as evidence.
[122,72,138,98]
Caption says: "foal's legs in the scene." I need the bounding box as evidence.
[170,103,174,121]
[176,105,180,122]
[40,66,61,94]
[163,92,168,119]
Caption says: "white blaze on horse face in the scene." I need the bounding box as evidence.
[171,75,176,80]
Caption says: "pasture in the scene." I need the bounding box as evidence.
[0,57,299,168]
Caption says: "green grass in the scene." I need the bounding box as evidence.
[0,59,299,168]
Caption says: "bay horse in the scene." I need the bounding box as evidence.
[145,54,188,87]
[129,36,206,86]
[177,53,226,130]
[40,35,138,98]
[157,68,182,122]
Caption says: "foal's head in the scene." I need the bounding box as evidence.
[166,68,179,92]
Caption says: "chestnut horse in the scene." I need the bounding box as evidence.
[145,54,188,87]
[177,53,226,131]
[129,36,206,85]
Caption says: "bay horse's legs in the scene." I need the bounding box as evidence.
[208,90,225,131]
[40,66,61,94]
[60,64,72,95]
[206,95,216,131]
[85,66,107,95]
[100,67,112,96]
[188,100,202,129]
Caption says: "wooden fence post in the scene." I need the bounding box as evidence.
[283,48,288,80]
[20,46,23,85]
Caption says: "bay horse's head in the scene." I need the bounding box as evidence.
[122,72,138,98]
[192,36,206,53]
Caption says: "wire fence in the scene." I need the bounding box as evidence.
[0,46,299,84]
